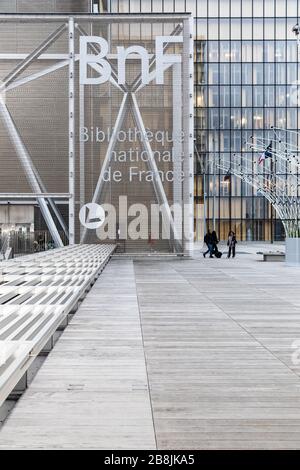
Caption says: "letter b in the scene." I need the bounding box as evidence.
[80,36,111,85]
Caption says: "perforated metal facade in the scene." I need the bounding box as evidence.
[0,12,194,255]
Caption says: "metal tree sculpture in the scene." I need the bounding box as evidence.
[218,127,300,238]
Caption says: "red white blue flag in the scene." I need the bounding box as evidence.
[258,142,273,165]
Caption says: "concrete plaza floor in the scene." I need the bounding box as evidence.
[1,244,300,449]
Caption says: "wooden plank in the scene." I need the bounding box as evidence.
[0,260,156,450]
[2,253,300,449]
[133,256,300,449]
[0,244,115,407]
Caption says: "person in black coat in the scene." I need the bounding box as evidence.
[203,230,214,258]
[227,230,237,258]
[211,230,219,255]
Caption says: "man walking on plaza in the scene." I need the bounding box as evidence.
[203,230,214,258]
[211,230,219,256]
[227,230,237,258]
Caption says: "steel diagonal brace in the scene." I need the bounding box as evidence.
[80,93,129,243]
[4,68,70,240]
[3,74,69,238]
[81,92,182,250]
[131,24,183,93]
[130,93,182,252]
[0,22,69,242]
[6,60,70,92]
[32,168,69,239]
[0,98,64,248]
[0,23,67,90]
[134,62,173,93]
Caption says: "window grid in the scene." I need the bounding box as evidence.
[109,0,300,241]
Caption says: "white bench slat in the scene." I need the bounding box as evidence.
[0,244,115,406]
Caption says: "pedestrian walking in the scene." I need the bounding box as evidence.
[211,230,219,256]
[211,231,223,258]
[203,230,214,258]
[227,230,237,258]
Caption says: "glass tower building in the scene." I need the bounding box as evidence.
[95,0,300,241]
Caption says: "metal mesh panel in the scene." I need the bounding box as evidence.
[0,14,193,255]
[0,1,90,13]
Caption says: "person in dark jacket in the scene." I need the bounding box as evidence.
[211,230,219,255]
[227,230,237,258]
[203,230,214,258]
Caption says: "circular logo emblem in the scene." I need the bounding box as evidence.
[79,203,105,229]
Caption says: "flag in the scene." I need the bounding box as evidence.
[258,142,273,165]
[224,169,231,181]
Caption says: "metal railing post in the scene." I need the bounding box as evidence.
[69,17,75,245]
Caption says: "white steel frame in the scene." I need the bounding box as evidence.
[69,17,75,245]
[0,14,193,255]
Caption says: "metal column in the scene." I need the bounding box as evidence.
[80,93,129,244]
[69,17,75,245]
[183,17,194,256]
[1,24,67,89]
[173,62,183,244]
[212,129,217,232]
[79,83,85,238]
[131,93,182,252]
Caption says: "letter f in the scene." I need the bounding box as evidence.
[155,36,183,85]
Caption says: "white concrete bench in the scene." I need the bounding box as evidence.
[257,251,285,262]
[0,244,115,406]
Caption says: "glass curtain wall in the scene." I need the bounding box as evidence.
[99,0,300,241]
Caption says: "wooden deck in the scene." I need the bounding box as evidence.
[0,259,156,450]
[1,253,300,449]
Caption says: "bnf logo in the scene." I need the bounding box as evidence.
[79,203,105,229]
[80,35,183,86]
